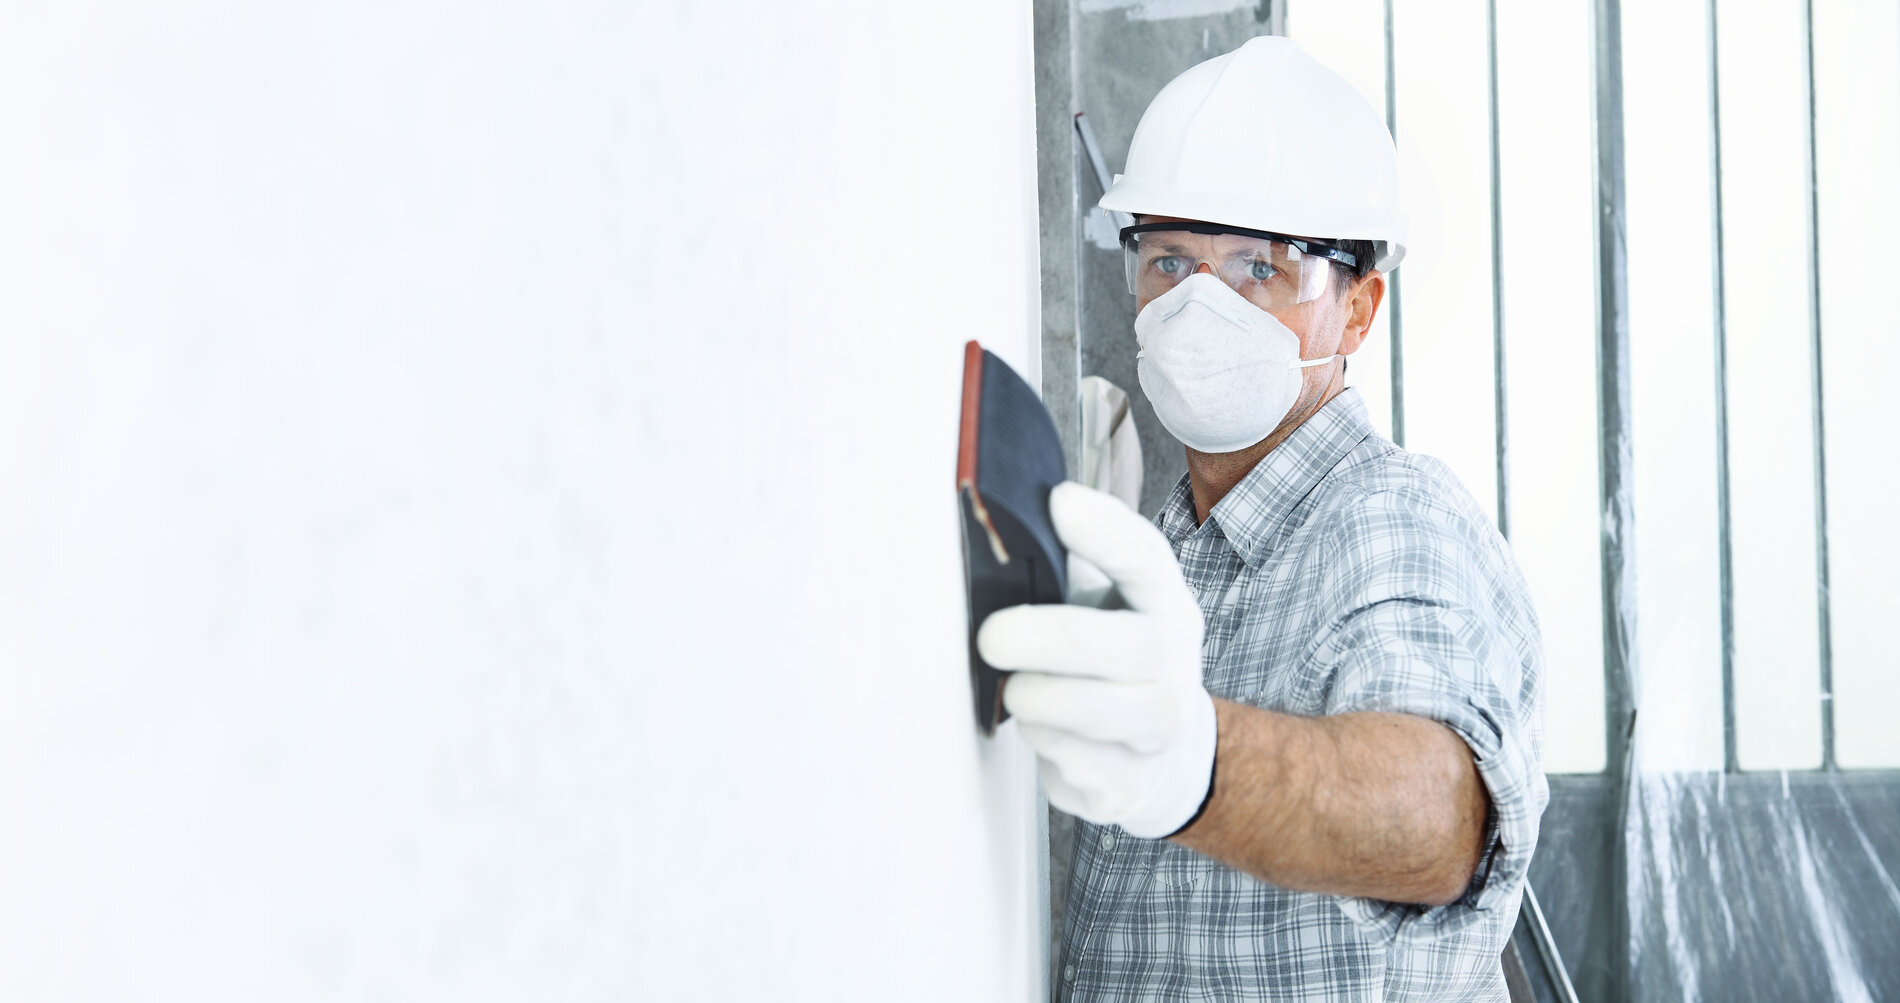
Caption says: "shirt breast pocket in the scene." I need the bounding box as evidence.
[1197,588,1254,695]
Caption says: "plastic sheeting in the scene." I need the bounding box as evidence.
[1624,769,1900,1001]
[1077,375,1144,512]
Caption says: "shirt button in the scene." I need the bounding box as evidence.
[1064,964,1076,983]
[1099,832,1117,851]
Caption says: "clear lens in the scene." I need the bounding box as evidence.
[1122,229,1334,308]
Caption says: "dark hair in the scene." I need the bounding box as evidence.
[1332,239,1378,282]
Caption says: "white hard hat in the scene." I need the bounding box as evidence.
[1099,36,1408,272]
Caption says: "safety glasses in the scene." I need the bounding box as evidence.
[1120,222,1356,308]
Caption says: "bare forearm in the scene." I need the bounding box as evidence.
[1173,698,1488,906]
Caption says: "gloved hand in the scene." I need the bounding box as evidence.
[978,481,1216,839]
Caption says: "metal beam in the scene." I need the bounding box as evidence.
[1798,0,1836,773]
[1487,0,1508,540]
[1707,0,1739,777]
[1589,0,1637,997]
[1028,5,1079,993]
[1523,884,1582,1003]
[1382,0,1405,447]
[1590,0,1636,791]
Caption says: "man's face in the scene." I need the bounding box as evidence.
[1132,215,1385,444]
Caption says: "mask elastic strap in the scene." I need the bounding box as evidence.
[1288,354,1339,370]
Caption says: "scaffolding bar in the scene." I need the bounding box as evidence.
[1487,0,1508,540]
[1797,0,1836,773]
[1382,0,1405,446]
[1707,0,1740,776]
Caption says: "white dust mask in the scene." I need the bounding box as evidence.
[1133,272,1337,454]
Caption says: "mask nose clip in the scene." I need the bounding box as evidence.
[1149,272,1255,330]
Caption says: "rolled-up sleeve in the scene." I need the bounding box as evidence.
[1305,489,1548,943]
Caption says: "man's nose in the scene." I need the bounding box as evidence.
[1193,261,1216,276]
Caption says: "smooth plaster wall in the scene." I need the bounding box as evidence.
[0,2,1046,999]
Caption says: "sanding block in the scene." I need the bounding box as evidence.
[957,340,1068,735]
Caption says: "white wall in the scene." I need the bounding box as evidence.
[0,2,1046,999]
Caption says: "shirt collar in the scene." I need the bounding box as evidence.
[1157,388,1376,569]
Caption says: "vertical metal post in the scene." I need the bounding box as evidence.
[1031,4,1081,989]
[1798,0,1836,772]
[1707,0,1739,776]
[1590,0,1637,996]
[1033,0,1082,481]
[1487,0,1508,539]
[1382,0,1405,447]
[1591,0,1636,787]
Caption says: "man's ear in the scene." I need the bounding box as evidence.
[1336,270,1386,356]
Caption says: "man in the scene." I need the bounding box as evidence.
[978,36,1546,1000]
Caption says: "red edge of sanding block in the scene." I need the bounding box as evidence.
[958,341,982,490]
[957,340,1009,568]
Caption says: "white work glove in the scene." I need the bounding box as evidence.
[978,482,1216,839]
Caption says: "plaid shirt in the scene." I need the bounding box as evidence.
[1055,388,1547,1001]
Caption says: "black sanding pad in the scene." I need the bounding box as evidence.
[957,341,1068,735]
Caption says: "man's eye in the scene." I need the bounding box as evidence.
[1248,260,1277,281]
[1155,256,1186,275]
